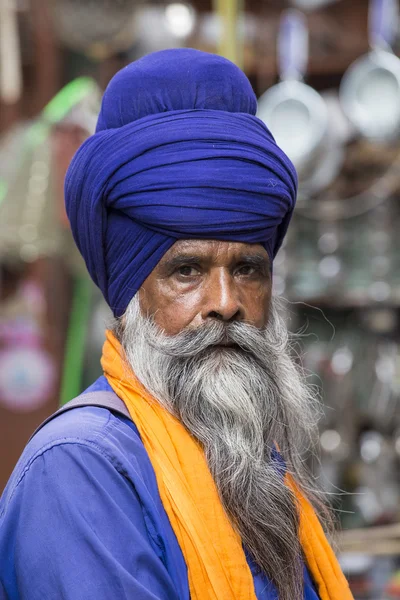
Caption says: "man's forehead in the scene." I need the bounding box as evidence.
[160,239,270,263]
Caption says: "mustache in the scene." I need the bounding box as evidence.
[147,319,267,358]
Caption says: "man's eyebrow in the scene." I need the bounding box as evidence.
[161,255,205,270]
[237,254,270,268]
[161,253,270,271]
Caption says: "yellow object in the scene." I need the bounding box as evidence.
[101,330,353,600]
[212,0,243,68]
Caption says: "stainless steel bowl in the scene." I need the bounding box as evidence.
[340,48,400,141]
[257,79,328,173]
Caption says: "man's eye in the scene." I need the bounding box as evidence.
[177,265,199,277]
[236,265,257,276]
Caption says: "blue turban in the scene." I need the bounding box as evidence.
[65,49,297,317]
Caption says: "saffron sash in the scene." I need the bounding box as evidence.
[101,330,353,600]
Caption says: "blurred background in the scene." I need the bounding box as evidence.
[1,0,400,597]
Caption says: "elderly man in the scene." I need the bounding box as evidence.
[0,50,352,600]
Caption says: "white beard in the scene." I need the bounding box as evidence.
[117,294,325,600]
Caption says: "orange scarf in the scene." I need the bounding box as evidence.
[101,330,353,600]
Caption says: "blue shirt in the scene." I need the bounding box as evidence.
[0,377,320,600]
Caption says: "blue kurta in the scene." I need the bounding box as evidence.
[0,376,320,600]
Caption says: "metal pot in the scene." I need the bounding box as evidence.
[258,79,328,173]
[257,10,328,175]
[339,0,400,141]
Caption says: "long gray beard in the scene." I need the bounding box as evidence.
[116,296,324,600]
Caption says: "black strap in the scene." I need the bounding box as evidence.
[29,391,132,442]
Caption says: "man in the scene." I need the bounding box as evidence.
[0,49,352,600]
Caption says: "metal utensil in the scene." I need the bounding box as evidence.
[257,10,328,174]
[340,0,400,141]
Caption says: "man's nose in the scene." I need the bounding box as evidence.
[202,270,242,323]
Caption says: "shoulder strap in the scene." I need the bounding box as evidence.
[29,390,132,442]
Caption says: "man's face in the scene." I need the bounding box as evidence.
[139,239,272,334]
[122,241,314,599]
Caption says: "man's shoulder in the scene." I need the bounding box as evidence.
[29,402,132,456]
[1,380,151,513]
[0,382,190,600]
[27,375,141,458]
[26,376,136,449]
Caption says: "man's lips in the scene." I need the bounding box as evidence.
[212,341,240,349]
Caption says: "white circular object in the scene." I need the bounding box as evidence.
[164,3,195,38]
[375,355,395,382]
[318,255,341,278]
[320,429,342,453]
[340,49,400,140]
[318,232,339,254]
[360,431,383,463]
[331,347,354,376]
[257,80,328,171]
[0,347,56,412]
[368,281,391,302]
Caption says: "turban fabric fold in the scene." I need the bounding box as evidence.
[65,49,298,316]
